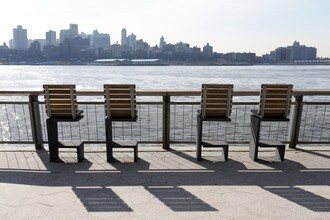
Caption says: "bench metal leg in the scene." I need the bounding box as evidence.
[77,144,84,162]
[196,115,203,161]
[275,146,285,161]
[46,119,60,162]
[105,118,115,162]
[222,146,229,161]
[134,146,138,162]
[249,134,258,161]
[249,115,261,161]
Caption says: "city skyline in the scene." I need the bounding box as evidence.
[1,0,330,57]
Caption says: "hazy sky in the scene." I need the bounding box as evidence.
[1,0,330,56]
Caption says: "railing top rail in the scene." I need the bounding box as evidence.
[0,89,330,97]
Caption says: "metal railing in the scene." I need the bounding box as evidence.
[1,89,330,149]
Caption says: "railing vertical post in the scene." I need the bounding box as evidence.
[29,94,44,149]
[289,95,303,149]
[162,94,170,149]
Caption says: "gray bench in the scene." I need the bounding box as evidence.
[104,84,138,162]
[44,84,84,163]
[249,84,293,162]
[196,84,233,161]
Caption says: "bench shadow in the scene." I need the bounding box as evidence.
[263,186,330,212]
[145,185,217,212]
[72,186,133,212]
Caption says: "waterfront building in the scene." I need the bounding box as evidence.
[0,43,9,50]
[46,30,56,46]
[287,41,317,61]
[224,52,256,63]
[159,36,165,50]
[121,28,128,46]
[29,41,42,57]
[90,30,111,49]
[127,33,137,51]
[60,24,79,43]
[70,24,78,37]
[192,46,201,53]
[203,43,213,55]
[9,40,14,49]
[60,29,71,43]
[274,41,317,62]
[175,42,191,53]
[60,36,90,58]
[111,43,122,58]
[13,25,28,49]
[33,39,47,50]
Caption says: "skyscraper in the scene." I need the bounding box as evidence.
[60,24,78,43]
[121,28,127,46]
[69,24,78,37]
[13,25,28,49]
[46,30,56,46]
[60,30,71,43]
[159,36,165,50]
[90,29,111,48]
[127,33,136,50]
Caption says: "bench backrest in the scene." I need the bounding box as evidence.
[258,84,293,118]
[104,84,136,119]
[43,84,79,119]
[201,84,233,119]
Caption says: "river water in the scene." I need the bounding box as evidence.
[0,65,329,90]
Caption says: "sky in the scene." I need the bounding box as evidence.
[1,0,330,57]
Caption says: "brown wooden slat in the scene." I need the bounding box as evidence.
[47,94,72,99]
[47,99,74,104]
[206,94,229,98]
[202,84,233,88]
[263,94,288,98]
[44,89,74,94]
[205,104,229,108]
[265,104,287,108]
[105,89,131,94]
[110,110,132,116]
[43,84,75,88]
[109,99,131,104]
[109,94,132,98]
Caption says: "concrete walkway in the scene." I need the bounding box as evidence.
[0,145,329,219]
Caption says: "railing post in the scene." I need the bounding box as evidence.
[162,94,170,149]
[289,95,303,149]
[29,95,44,149]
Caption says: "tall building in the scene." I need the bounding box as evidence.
[46,30,56,46]
[60,29,71,43]
[127,33,136,50]
[90,29,111,49]
[60,24,78,43]
[159,36,165,50]
[13,25,28,49]
[69,24,78,37]
[121,28,127,46]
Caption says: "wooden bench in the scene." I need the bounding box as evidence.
[249,84,293,162]
[196,84,233,161]
[104,84,138,162]
[44,84,84,162]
